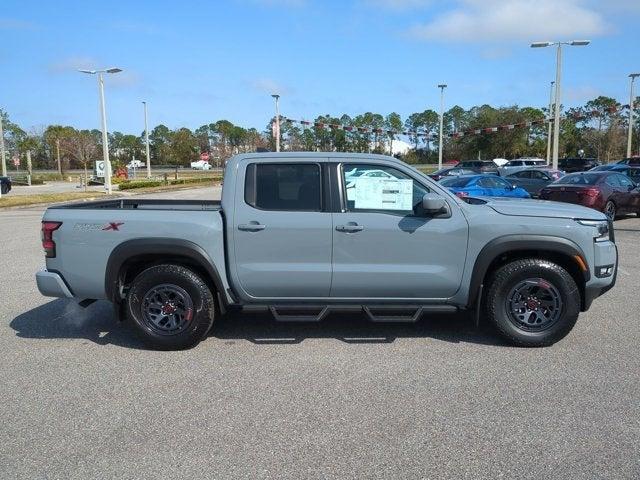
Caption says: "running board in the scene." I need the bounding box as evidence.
[262,304,457,323]
[364,305,457,323]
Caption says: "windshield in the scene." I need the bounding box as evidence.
[552,173,600,185]
[440,177,472,187]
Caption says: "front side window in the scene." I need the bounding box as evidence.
[342,163,429,215]
[245,163,321,211]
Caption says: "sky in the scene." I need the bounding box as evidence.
[1,0,639,135]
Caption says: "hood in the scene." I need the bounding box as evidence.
[483,197,606,220]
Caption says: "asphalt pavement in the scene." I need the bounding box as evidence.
[1,187,639,479]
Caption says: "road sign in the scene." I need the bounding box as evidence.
[96,160,106,178]
[200,152,210,162]
[12,157,20,167]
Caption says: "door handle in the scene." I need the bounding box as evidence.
[238,222,266,232]
[336,224,364,233]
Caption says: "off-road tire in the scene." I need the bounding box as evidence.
[126,264,215,350]
[484,258,580,347]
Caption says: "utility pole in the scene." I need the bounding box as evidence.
[143,101,151,178]
[437,84,447,170]
[627,74,639,158]
[546,81,555,165]
[0,115,6,177]
[271,94,281,152]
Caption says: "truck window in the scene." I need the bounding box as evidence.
[245,163,321,211]
[342,163,429,214]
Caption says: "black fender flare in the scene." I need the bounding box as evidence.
[105,238,227,305]
[467,234,590,309]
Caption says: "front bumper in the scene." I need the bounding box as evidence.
[36,269,74,298]
[583,243,618,311]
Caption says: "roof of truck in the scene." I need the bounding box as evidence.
[231,152,401,163]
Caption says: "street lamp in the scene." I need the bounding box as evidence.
[627,73,639,158]
[271,94,281,152]
[546,80,555,165]
[437,84,447,170]
[531,40,590,169]
[78,67,122,194]
[142,101,151,178]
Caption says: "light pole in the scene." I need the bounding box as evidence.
[0,114,6,177]
[627,73,639,158]
[143,101,151,178]
[546,81,555,165]
[271,94,281,152]
[79,67,122,194]
[437,84,447,170]
[531,40,590,169]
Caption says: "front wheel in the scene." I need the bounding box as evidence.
[484,259,580,347]
[126,264,215,350]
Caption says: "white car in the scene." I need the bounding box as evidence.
[191,160,212,170]
[499,158,547,176]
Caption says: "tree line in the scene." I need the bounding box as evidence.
[1,94,638,172]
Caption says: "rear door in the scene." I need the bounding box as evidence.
[331,162,468,299]
[232,160,332,299]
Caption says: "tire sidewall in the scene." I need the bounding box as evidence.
[488,261,580,346]
[127,265,214,349]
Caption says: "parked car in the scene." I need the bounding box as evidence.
[558,157,600,173]
[589,164,640,182]
[616,156,640,166]
[428,167,476,181]
[539,171,640,220]
[36,152,617,349]
[190,160,212,170]
[457,160,500,175]
[506,168,564,197]
[0,176,11,194]
[440,174,531,198]
[499,158,547,176]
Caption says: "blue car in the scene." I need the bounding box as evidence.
[440,174,531,198]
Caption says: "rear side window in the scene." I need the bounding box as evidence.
[245,163,321,211]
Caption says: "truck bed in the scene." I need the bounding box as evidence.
[51,199,221,211]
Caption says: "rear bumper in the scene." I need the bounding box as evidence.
[36,269,74,298]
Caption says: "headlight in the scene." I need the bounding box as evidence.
[577,219,610,242]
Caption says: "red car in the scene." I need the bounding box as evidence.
[539,171,640,220]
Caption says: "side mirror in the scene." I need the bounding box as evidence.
[422,193,446,213]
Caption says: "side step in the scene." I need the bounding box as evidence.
[264,304,457,323]
[269,306,330,322]
[364,305,457,323]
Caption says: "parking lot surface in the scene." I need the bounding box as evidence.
[1,188,639,479]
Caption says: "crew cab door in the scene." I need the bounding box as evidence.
[331,163,468,299]
[232,160,332,299]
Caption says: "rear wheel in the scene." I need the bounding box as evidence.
[604,200,616,220]
[485,259,580,347]
[126,264,215,350]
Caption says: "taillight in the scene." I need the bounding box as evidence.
[580,188,600,198]
[41,221,62,258]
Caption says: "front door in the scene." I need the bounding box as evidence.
[331,163,469,299]
[232,160,332,299]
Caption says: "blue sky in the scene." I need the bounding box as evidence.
[1,0,639,134]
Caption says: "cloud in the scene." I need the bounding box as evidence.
[365,0,431,9]
[0,18,37,30]
[409,0,609,43]
[564,85,602,103]
[250,78,292,95]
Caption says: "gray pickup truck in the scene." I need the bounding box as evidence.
[36,153,617,349]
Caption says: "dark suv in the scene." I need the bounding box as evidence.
[616,157,640,166]
[0,176,11,194]
[458,160,499,175]
[558,157,600,173]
